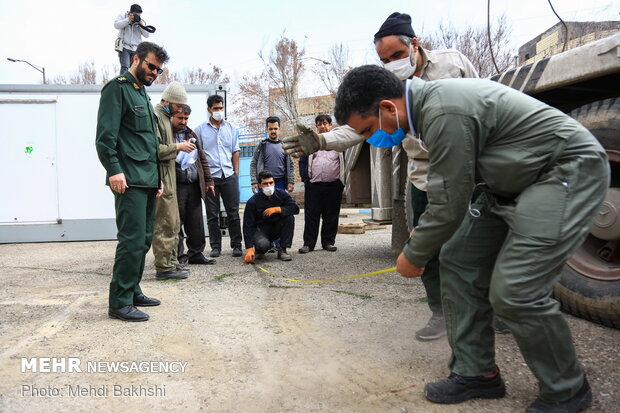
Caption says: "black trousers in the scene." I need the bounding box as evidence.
[177,182,206,260]
[204,173,242,249]
[254,215,295,254]
[302,180,344,249]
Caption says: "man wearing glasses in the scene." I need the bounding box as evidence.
[96,41,169,322]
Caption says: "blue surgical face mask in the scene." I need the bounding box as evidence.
[366,105,406,148]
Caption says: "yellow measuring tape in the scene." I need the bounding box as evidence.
[256,265,396,284]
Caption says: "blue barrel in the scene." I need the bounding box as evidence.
[239,157,253,202]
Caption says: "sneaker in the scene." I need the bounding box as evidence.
[525,376,592,413]
[416,314,447,341]
[277,248,292,261]
[425,369,506,404]
[210,248,221,258]
[232,247,243,257]
[156,269,189,281]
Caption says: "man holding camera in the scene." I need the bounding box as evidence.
[114,4,151,74]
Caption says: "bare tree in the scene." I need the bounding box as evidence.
[425,14,514,78]
[233,34,306,135]
[231,73,270,133]
[154,65,230,85]
[312,43,351,95]
[258,34,305,124]
[70,61,98,84]
[154,68,173,85]
[181,66,229,84]
[50,60,98,84]
[100,65,114,85]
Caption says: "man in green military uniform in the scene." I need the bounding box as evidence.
[152,81,198,280]
[332,65,609,413]
[96,41,170,322]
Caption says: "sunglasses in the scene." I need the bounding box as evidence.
[143,59,164,74]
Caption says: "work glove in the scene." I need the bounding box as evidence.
[244,247,255,264]
[282,123,326,158]
[263,207,282,217]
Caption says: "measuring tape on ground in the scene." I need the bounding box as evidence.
[256,265,396,284]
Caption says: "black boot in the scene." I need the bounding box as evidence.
[525,376,592,413]
[425,368,506,404]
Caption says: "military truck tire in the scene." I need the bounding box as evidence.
[553,98,620,329]
[405,182,414,231]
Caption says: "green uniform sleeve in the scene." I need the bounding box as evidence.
[402,113,477,267]
[95,82,124,178]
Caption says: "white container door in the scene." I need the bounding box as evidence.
[0,100,59,223]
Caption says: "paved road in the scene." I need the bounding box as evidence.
[0,211,618,412]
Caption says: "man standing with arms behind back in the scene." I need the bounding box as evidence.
[194,95,243,258]
[250,116,295,193]
[298,114,345,254]
[284,12,478,341]
[96,41,169,322]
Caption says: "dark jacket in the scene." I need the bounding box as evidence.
[242,188,299,248]
[250,139,295,186]
[175,126,214,199]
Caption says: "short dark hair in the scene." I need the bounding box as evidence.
[207,94,224,108]
[180,104,191,115]
[315,114,332,124]
[135,42,169,64]
[266,116,280,127]
[334,65,404,125]
[130,4,142,13]
[258,170,274,184]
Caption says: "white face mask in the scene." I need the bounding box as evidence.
[384,47,417,80]
[262,185,275,196]
[211,111,224,122]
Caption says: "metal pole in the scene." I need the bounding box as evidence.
[7,58,46,84]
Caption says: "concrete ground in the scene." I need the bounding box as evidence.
[0,210,618,412]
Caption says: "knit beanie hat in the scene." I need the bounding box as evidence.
[162,81,188,104]
[374,12,416,40]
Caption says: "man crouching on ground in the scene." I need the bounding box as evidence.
[243,170,300,263]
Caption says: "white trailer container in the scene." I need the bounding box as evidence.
[0,83,227,243]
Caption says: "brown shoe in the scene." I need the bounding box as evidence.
[323,245,337,252]
[298,246,312,253]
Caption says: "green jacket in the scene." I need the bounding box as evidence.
[403,77,606,267]
[95,72,160,188]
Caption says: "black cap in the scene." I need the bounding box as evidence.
[130,4,142,13]
[374,12,416,40]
